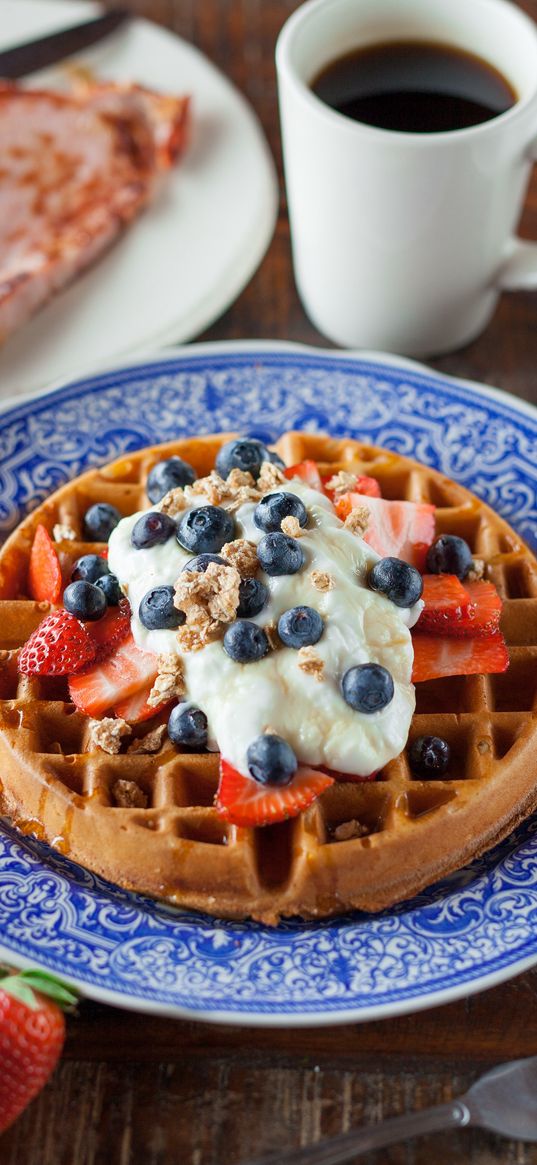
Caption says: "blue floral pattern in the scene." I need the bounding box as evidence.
[1,344,536,1021]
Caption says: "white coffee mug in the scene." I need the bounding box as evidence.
[276,0,537,356]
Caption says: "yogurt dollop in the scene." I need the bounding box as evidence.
[108,480,421,777]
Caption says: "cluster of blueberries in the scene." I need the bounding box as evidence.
[65,438,465,787]
[62,502,125,622]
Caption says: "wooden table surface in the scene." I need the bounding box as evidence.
[2,2,537,1163]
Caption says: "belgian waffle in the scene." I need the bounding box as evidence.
[0,431,536,924]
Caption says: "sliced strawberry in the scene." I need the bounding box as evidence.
[324,474,381,499]
[284,460,325,493]
[18,610,96,676]
[412,632,509,682]
[336,494,435,569]
[114,685,173,724]
[416,574,473,634]
[216,759,334,827]
[27,525,62,604]
[68,634,158,716]
[87,598,131,663]
[458,580,502,637]
[417,576,502,637]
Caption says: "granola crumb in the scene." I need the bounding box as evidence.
[52,522,77,542]
[281,515,305,538]
[310,570,335,592]
[185,469,261,511]
[264,622,280,651]
[88,717,131,754]
[147,654,186,708]
[128,724,167,755]
[158,488,187,517]
[174,560,241,650]
[112,779,148,809]
[221,538,259,578]
[324,470,360,496]
[227,468,256,490]
[333,819,369,842]
[468,557,486,581]
[258,460,286,490]
[297,646,324,681]
[344,507,370,537]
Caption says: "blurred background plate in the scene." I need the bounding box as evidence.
[0,1,278,398]
[1,341,537,1023]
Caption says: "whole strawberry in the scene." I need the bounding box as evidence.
[0,968,77,1135]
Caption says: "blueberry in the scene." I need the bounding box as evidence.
[247,734,297,786]
[278,606,324,648]
[341,664,394,713]
[168,704,208,750]
[83,503,122,542]
[254,491,308,533]
[409,735,451,778]
[71,554,110,583]
[182,553,227,573]
[223,620,270,663]
[257,532,305,576]
[139,585,185,630]
[215,437,270,480]
[131,511,176,549]
[237,577,268,619]
[96,573,122,606]
[426,535,473,580]
[63,580,107,622]
[368,557,423,607]
[146,456,196,503]
[176,505,235,555]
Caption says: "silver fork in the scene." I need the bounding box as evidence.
[241,1056,537,1165]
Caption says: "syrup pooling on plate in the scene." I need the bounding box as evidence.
[108,465,422,778]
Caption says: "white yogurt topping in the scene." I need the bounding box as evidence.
[108,480,422,777]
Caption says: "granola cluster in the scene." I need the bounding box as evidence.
[174,560,241,651]
[147,655,186,708]
[157,460,287,518]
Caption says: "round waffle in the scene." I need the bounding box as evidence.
[0,431,536,924]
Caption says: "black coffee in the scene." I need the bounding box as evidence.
[311,41,517,133]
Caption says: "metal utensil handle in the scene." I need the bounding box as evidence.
[242,1101,471,1165]
[0,9,129,80]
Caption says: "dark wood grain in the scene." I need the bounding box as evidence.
[2,2,537,1163]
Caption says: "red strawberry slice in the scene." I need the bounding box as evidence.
[417,574,473,633]
[324,475,381,499]
[18,610,96,676]
[87,598,131,663]
[216,758,334,827]
[284,460,325,493]
[69,634,158,716]
[27,524,62,605]
[417,575,502,638]
[336,494,435,569]
[114,685,172,724]
[458,580,502,637]
[412,632,509,682]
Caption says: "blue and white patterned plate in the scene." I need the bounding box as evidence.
[1,340,537,1025]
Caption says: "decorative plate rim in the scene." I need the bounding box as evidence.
[1,339,537,1026]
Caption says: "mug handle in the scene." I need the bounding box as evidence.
[496,136,537,291]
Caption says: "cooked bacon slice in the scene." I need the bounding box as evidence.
[0,80,189,344]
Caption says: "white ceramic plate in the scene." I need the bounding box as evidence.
[0,1,278,398]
